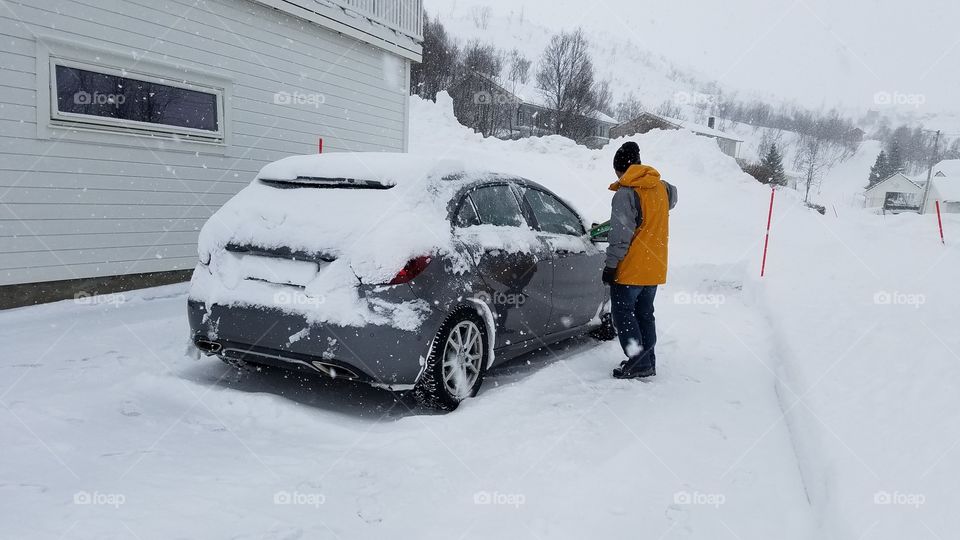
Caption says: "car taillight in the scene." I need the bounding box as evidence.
[388,255,432,285]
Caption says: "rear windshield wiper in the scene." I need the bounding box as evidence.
[259,177,394,189]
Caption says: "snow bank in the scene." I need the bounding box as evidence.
[411,94,960,539]
[413,93,767,272]
[749,207,960,539]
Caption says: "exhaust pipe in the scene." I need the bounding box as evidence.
[195,339,222,354]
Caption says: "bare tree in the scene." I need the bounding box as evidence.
[471,6,492,29]
[506,49,531,86]
[409,13,459,100]
[615,92,644,122]
[593,79,613,118]
[793,122,847,203]
[535,29,602,140]
[757,129,785,161]
[503,50,532,137]
[447,41,507,137]
[654,99,684,120]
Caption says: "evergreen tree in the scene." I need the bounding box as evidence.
[760,144,786,185]
[886,141,904,174]
[867,151,888,188]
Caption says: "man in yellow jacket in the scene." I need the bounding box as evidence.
[601,142,677,379]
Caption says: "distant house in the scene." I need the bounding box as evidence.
[846,127,866,144]
[864,172,924,213]
[864,171,960,214]
[508,82,617,148]
[452,73,617,148]
[922,177,960,214]
[610,112,743,158]
[932,159,960,178]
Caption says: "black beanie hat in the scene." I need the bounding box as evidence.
[613,142,641,173]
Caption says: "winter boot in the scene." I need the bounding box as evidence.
[613,361,656,379]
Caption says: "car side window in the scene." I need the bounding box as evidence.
[453,197,481,228]
[469,185,525,227]
[523,189,585,236]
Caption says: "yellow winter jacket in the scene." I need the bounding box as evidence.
[608,164,670,285]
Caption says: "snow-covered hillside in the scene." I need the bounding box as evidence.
[425,0,960,117]
[3,96,958,539]
[422,3,721,112]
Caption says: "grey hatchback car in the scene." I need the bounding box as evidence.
[188,153,612,410]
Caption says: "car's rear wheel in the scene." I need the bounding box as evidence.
[414,308,488,411]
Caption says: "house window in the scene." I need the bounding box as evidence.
[51,59,223,140]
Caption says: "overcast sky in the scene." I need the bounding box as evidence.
[428,0,960,115]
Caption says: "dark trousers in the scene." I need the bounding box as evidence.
[610,284,658,371]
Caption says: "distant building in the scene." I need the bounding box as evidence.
[922,177,960,214]
[864,172,924,212]
[610,112,743,158]
[507,82,618,149]
[932,159,960,178]
[864,171,960,214]
[917,160,960,213]
[451,72,617,148]
[846,127,866,143]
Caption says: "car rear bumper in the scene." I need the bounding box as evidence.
[187,299,434,387]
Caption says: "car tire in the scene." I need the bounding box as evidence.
[414,307,488,411]
[590,312,617,341]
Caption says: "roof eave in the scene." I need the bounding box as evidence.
[248,0,423,61]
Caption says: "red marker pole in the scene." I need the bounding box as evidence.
[318,137,324,154]
[936,200,945,245]
[760,186,775,277]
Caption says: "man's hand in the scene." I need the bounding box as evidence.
[602,266,617,285]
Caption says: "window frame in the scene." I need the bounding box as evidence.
[452,194,482,229]
[49,57,226,141]
[454,182,530,229]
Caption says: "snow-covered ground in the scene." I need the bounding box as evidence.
[1,277,813,539]
[3,95,959,539]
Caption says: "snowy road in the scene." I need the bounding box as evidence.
[2,265,814,539]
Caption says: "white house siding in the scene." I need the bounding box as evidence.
[923,181,960,214]
[0,0,415,286]
[715,138,738,159]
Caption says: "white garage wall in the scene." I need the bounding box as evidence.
[0,0,413,286]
